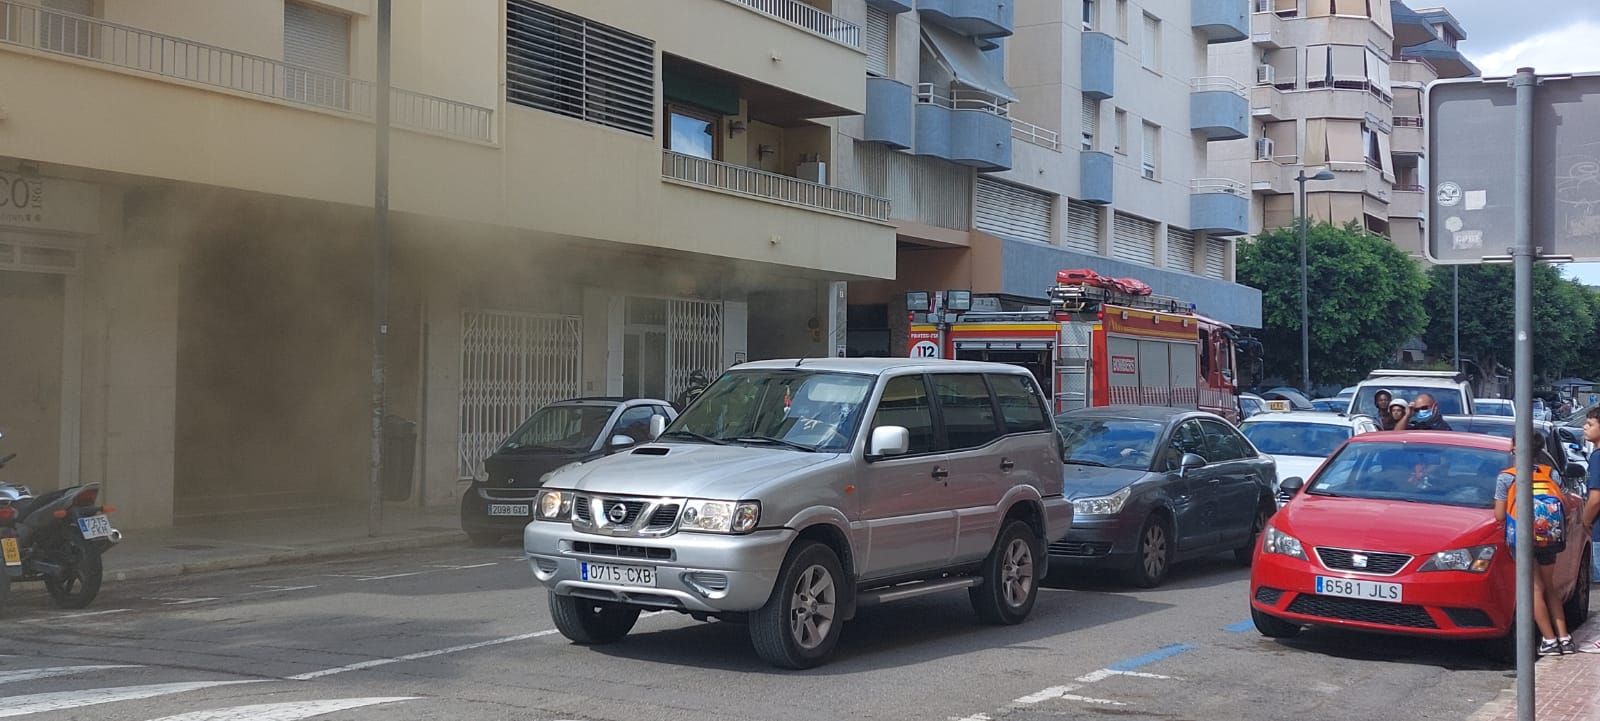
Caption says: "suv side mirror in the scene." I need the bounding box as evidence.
[609,435,636,450]
[1280,476,1306,496]
[1565,463,1586,481]
[1178,452,1207,476]
[868,426,910,459]
[648,415,668,440]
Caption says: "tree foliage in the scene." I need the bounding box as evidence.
[1236,221,1429,388]
[1422,264,1595,384]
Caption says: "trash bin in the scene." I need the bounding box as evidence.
[381,415,417,502]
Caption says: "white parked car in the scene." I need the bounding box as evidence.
[1238,411,1378,505]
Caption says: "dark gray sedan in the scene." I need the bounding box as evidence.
[1050,406,1279,587]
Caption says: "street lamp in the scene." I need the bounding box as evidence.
[1295,167,1335,395]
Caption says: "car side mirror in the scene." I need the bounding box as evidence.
[1280,476,1306,496]
[1557,427,1580,444]
[648,415,668,440]
[1565,463,1586,481]
[609,435,636,450]
[868,426,910,459]
[1179,452,1207,476]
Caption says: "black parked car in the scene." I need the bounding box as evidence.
[460,398,676,545]
[1051,406,1279,587]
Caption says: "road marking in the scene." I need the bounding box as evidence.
[144,696,418,721]
[357,572,423,581]
[952,713,992,721]
[285,630,561,680]
[55,608,130,619]
[239,585,320,597]
[1224,619,1255,633]
[160,597,223,606]
[1012,685,1124,707]
[0,680,261,718]
[1106,643,1193,671]
[0,665,140,685]
[427,562,499,570]
[1075,668,1177,683]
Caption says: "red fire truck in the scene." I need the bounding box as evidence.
[907,271,1242,421]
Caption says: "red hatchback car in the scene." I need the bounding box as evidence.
[1250,431,1592,654]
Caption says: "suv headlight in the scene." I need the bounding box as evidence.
[1263,525,1307,560]
[1073,486,1131,516]
[1418,545,1496,573]
[535,490,573,521]
[681,500,761,534]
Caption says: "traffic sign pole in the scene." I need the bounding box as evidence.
[1510,66,1536,721]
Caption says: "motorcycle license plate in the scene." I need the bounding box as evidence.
[1,537,18,567]
[77,514,114,540]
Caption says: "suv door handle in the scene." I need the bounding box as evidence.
[931,466,950,481]
[1000,458,1015,472]
[1207,478,1222,485]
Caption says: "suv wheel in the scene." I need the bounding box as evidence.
[1564,549,1592,628]
[750,540,845,669]
[1234,503,1271,567]
[549,591,641,644]
[971,520,1042,625]
[1251,607,1301,638]
[1124,514,1173,588]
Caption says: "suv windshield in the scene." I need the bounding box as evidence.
[500,405,613,452]
[1349,386,1467,416]
[1241,421,1351,458]
[1306,441,1509,508]
[667,370,874,452]
[1055,418,1163,470]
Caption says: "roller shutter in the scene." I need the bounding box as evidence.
[865,8,891,77]
[1203,237,1229,278]
[1065,199,1101,254]
[975,178,1053,244]
[1166,227,1196,272]
[1112,212,1158,266]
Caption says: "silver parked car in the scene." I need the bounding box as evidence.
[524,359,1073,668]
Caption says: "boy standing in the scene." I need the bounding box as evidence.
[1577,408,1600,653]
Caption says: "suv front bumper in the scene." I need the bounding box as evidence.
[524,520,797,614]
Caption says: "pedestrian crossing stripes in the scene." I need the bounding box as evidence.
[0,680,261,718]
[145,697,417,721]
[0,665,139,685]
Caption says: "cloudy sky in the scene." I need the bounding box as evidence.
[1427,1,1600,284]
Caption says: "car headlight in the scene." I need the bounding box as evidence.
[535,490,572,521]
[1263,524,1306,560]
[1418,545,1496,573]
[1073,486,1131,516]
[680,500,761,534]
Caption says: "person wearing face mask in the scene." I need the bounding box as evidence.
[1397,393,1453,431]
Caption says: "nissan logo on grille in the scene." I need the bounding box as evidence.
[607,503,629,524]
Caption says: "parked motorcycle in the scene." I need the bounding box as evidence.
[0,435,120,611]
[674,369,711,412]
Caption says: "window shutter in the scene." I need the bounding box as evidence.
[1141,123,1158,176]
[284,3,350,74]
[1081,96,1098,149]
[1066,199,1102,254]
[976,179,1054,244]
[507,1,656,137]
[865,8,891,77]
[1141,14,1159,68]
[1305,45,1329,87]
[1203,237,1229,278]
[1166,227,1196,272]
[1112,212,1158,266]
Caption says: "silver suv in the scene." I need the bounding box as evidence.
[524,359,1072,668]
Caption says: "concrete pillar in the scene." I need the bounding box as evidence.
[101,244,179,529]
[420,280,462,505]
[1154,220,1169,268]
[826,281,847,358]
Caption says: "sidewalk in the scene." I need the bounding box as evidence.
[1472,616,1600,721]
[103,506,468,582]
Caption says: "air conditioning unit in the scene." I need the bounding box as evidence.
[1256,137,1275,161]
[1256,64,1276,85]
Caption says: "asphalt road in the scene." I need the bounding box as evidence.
[0,543,1516,721]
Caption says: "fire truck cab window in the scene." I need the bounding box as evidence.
[932,374,1003,449]
[1166,419,1208,469]
[1198,329,1211,376]
[872,375,935,455]
[989,374,1050,434]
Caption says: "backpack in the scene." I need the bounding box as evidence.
[1504,466,1566,549]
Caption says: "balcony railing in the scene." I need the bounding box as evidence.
[1192,75,1248,97]
[724,0,860,48]
[1011,119,1060,151]
[663,150,890,222]
[1394,183,1424,192]
[916,84,1009,116]
[0,1,493,142]
[1393,115,1424,128]
[1192,178,1249,196]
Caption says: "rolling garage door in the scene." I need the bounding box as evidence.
[976,178,1053,244]
[1166,227,1195,272]
[1065,199,1101,254]
[1112,212,1158,266]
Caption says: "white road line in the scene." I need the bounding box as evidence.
[1075,668,1177,683]
[1011,684,1125,708]
[1057,693,1126,706]
[0,680,262,718]
[0,665,140,685]
[952,713,992,721]
[285,630,561,680]
[144,696,418,721]
[161,597,223,606]
[238,585,319,597]
[427,562,498,570]
[54,608,130,619]
[355,572,423,581]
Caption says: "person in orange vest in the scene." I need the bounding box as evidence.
[1493,431,1574,656]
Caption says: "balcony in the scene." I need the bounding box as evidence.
[1250,10,1285,48]
[1191,179,1250,235]
[1250,156,1297,195]
[1193,0,1249,43]
[918,0,1015,39]
[723,0,862,48]
[1080,151,1114,204]
[0,0,493,142]
[1391,58,1437,86]
[1390,184,1424,220]
[1191,77,1249,141]
[1081,31,1115,100]
[1393,116,1423,155]
[913,85,1013,171]
[662,150,890,222]
[1011,118,1061,151]
[1250,84,1287,121]
[864,77,915,149]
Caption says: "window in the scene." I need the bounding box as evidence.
[1081,96,1099,151]
[1113,108,1128,154]
[1082,0,1096,30]
[1116,0,1129,39]
[1200,419,1251,461]
[1140,13,1161,71]
[865,7,892,77]
[989,375,1049,434]
[1059,418,1164,471]
[507,0,656,137]
[932,374,1002,450]
[613,406,661,444]
[284,1,351,108]
[1166,420,1208,469]
[666,105,719,160]
[1141,122,1160,179]
[873,375,936,455]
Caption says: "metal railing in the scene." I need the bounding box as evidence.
[662,150,890,222]
[1393,115,1424,127]
[1011,119,1060,151]
[1192,178,1249,197]
[0,1,493,142]
[916,84,1010,116]
[1394,183,1424,192]
[723,0,860,48]
[1192,75,1248,96]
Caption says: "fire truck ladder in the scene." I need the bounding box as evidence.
[1049,283,1192,315]
[1053,322,1093,414]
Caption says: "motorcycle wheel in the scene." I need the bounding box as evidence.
[45,542,103,610]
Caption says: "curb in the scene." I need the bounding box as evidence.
[107,530,468,583]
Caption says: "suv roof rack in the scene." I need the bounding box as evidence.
[1048,282,1192,315]
[1366,369,1469,382]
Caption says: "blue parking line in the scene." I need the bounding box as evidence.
[1107,643,1194,671]
[1224,619,1255,633]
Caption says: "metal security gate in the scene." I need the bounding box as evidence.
[1065,199,1100,254]
[975,178,1053,244]
[1167,227,1196,272]
[1112,212,1158,266]
[1203,236,1229,278]
[667,299,723,401]
[459,310,582,479]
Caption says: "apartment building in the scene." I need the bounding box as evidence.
[0,0,898,527]
[1210,0,1476,253]
[839,0,1263,358]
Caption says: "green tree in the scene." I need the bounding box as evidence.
[1421,264,1594,384]
[1236,221,1429,388]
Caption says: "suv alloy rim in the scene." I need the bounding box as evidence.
[1002,538,1034,607]
[790,565,837,650]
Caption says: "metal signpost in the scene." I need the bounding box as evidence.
[1428,69,1600,721]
